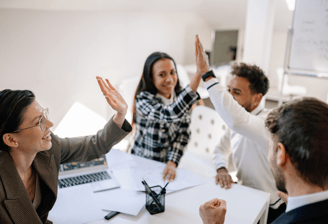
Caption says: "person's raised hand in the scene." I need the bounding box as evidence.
[96,76,127,127]
[199,198,227,224]
[215,168,234,189]
[277,191,289,204]
[163,161,177,182]
[195,35,210,76]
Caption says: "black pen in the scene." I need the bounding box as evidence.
[104,211,119,220]
[142,179,164,211]
[163,181,170,189]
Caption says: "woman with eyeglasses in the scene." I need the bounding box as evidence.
[130,51,202,182]
[0,77,132,224]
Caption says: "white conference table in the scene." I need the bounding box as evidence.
[91,178,270,224]
[51,150,270,224]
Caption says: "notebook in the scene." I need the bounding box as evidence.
[58,155,120,193]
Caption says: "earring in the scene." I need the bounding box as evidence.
[15,143,18,146]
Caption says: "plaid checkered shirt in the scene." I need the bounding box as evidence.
[131,85,200,165]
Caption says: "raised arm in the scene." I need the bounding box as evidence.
[52,116,132,164]
[194,36,269,147]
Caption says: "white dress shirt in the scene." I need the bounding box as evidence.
[286,190,328,212]
[204,78,282,208]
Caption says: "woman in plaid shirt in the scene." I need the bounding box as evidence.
[130,51,202,182]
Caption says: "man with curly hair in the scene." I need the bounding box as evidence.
[199,97,328,224]
[194,35,284,222]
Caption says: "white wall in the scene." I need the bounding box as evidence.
[268,25,328,102]
[0,9,211,129]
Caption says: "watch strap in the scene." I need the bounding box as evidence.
[202,70,216,81]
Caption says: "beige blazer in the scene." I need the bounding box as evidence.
[0,117,131,224]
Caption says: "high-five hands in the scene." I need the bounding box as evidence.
[96,76,128,128]
[195,35,210,76]
[199,198,227,224]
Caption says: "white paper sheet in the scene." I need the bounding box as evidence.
[48,185,104,224]
[112,167,206,193]
[106,149,137,170]
[93,188,145,216]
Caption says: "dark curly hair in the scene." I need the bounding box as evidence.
[265,97,328,188]
[0,89,35,151]
[231,63,269,96]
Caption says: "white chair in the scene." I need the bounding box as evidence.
[277,68,307,101]
[187,105,226,155]
[180,105,236,178]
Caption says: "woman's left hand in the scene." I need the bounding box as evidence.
[163,161,177,182]
[96,76,128,127]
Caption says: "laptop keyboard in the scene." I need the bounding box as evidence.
[58,171,111,188]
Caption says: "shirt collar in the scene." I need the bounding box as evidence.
[156,92,176,106]
[286,190,328,212]
[250,99,265,116]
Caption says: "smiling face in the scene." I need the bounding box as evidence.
[228,75,257,112]
[152,58,178,99]
[14,100,54,154]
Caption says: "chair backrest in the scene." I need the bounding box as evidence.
[187,105,227,155]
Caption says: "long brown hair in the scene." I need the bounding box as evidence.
[131,52,182,126]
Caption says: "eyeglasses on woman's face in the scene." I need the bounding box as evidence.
[13,108,50,133]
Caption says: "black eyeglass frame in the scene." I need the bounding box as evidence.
[13,108,49,133]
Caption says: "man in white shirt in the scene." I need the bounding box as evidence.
[194,36,284,222]
[195,36,328,224]
[200,97,328,224]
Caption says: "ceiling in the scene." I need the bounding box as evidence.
[0,0,293,31]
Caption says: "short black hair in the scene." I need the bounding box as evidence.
[265,97,328,188]
[0,89,35,150]
[231,63,269,96]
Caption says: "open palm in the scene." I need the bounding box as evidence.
[96,76,127,115]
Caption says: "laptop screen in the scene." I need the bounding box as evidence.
[59,155,108,176]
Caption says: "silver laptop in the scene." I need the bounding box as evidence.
[58,155,120,192]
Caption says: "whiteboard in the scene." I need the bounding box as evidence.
[288,0,328,73]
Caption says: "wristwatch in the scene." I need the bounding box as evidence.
[202,70,216,81]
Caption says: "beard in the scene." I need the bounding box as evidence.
[270,151,288,193]
[242,100,253,112]
[274,171,288,193]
